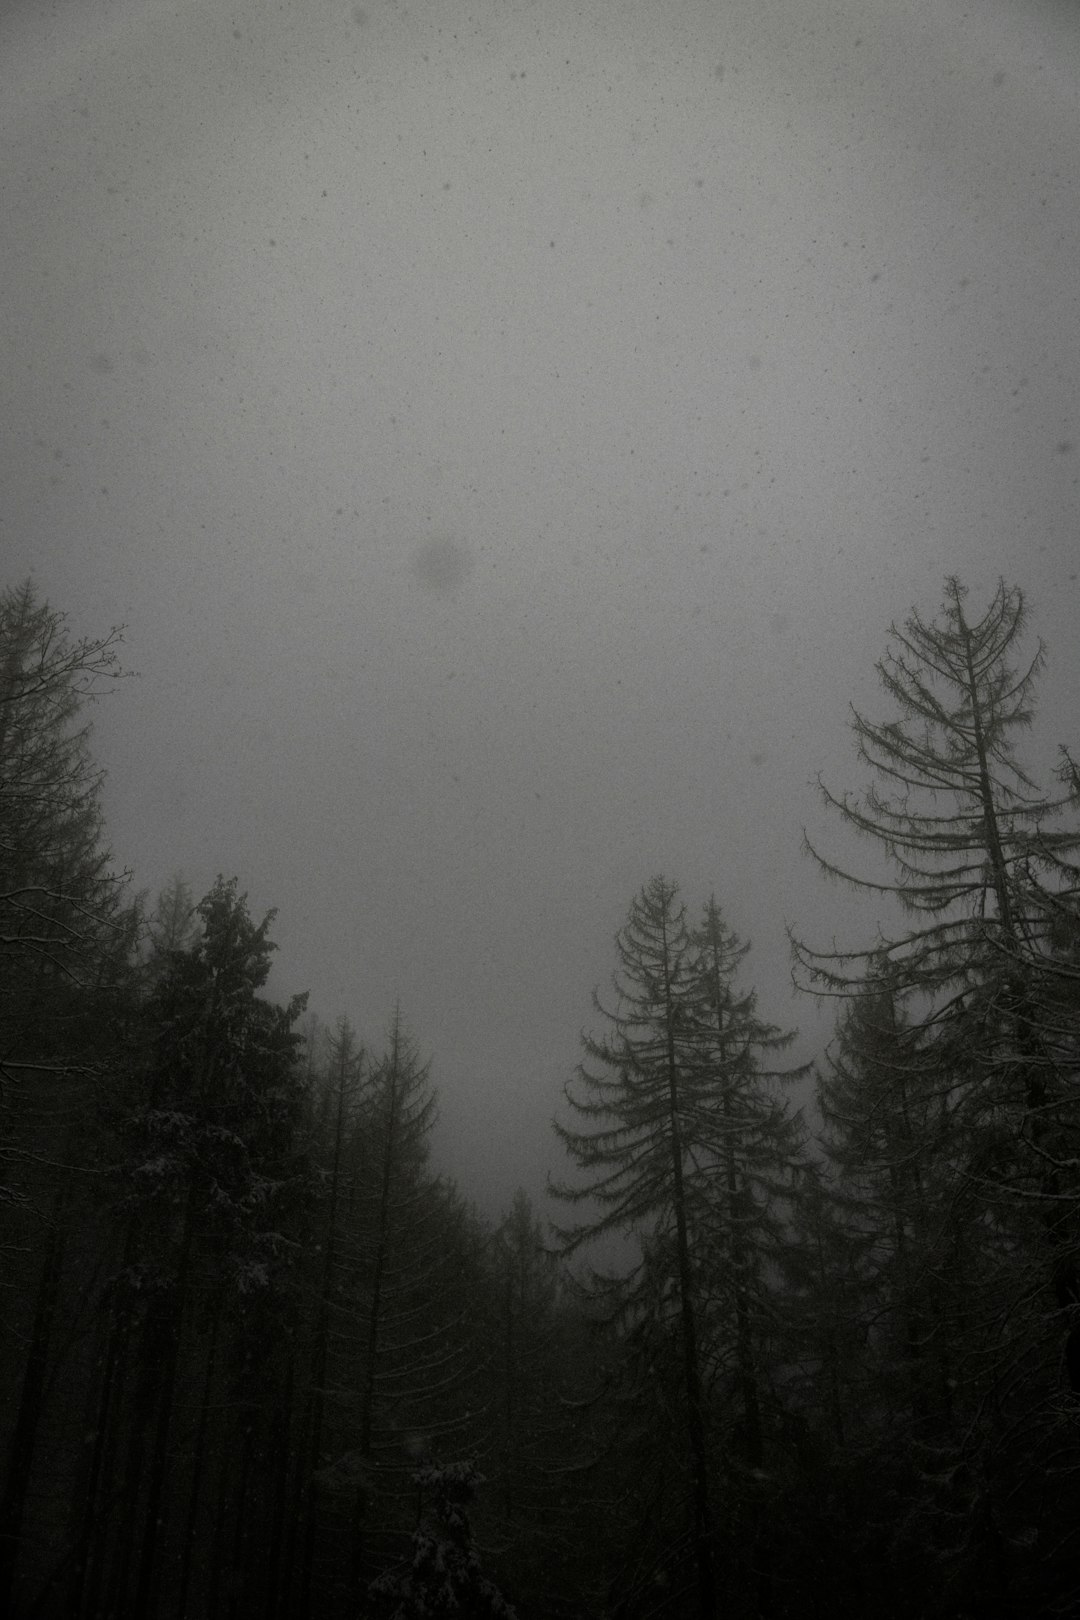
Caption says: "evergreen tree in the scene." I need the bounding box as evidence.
[368,1460,517,1619]
[286,1016,366,1617]
[479,1189,606,1617]
[144,873,198,964]
[817,975,964,1438]
[0,580,130,1091]
[96,877,310,1617]
[311,1009,475,1608]
[0,583,135,1615]
[490,1190,560,1522]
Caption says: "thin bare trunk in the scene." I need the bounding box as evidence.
[662,922,715,1620]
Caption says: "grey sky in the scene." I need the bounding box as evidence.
[3,0,1079,1213]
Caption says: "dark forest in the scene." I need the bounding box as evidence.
[3,575,1080,1618]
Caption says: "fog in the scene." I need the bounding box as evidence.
[3,0,1078,1214]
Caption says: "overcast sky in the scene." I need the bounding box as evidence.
[3,0,1079,1216]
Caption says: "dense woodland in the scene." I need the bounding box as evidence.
[2,574,1080,1618]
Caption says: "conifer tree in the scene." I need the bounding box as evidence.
[689,898,805,1615]
[0,583,135,1615]
[101,877,309,1617]
[793,578,1080,1388]
[816,974,965,1436]
[794,577,1077,995]
[287,1016,365,1616]
[692,899,804,1427]
[551,876,718,1619]
[793,578,1080,1614]
[311,1009,475,1605]
[479,1188,609,1614]
[368,1461,517,1619]
[490,1189,560,1522]
[144,873,197,963]
[0,580,130,1087]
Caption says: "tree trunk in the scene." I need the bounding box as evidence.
[0,1184,69,1613]
[263,1354,295,1617]
[70,1270,133,1618]
[298,1043,349,1608]
[662,944,715,1620]
[176,1302,222,1618]
[958,598,1080,1394]
[132,1178,198,1615]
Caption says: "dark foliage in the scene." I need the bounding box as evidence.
[3,575,1079,1619]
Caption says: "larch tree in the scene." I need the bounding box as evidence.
[792,577,1080,1615]
[312,1008,475,1606]
[792,576,1079,1010]
[551,876,719,1620]
[552,883,806,1615]
[489,1189,562,1523]
[691,899,805,1444]
[815,970,969,1443]
[688,897,806,1617]
[480,1186,609,1615]
[286,1015,366,1619]
[793,577,1080,1382]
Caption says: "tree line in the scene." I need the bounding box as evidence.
[1,574,1079,1618]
